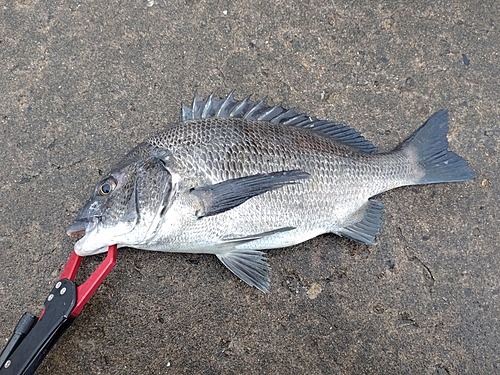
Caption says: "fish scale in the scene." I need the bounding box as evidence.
[67,92,475,292]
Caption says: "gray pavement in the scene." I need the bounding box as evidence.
[0,1,498,374]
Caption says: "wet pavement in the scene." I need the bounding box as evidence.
[0,1,498,374]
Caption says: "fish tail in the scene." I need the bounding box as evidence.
[398,109,475,184]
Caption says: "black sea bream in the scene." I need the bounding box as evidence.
[67,92,475,292]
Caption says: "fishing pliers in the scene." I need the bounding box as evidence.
[0,245,117,375]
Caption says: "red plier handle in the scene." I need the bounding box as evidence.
[0,245,117,375]
[59,244,117,318]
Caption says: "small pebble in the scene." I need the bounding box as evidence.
[462,53,470,66]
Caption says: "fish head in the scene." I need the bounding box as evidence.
[67,144,173,256]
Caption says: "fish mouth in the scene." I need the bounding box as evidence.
[67,217,109,256]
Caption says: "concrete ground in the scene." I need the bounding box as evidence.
[0,1,498,374]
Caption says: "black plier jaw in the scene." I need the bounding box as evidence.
[0,245,117,375]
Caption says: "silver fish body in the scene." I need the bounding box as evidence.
[67,92,475,292]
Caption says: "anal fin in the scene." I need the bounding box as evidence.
[337,199,384,245]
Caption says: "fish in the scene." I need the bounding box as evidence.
[67,91,475,292]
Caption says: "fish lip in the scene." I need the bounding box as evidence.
[66,217,99,237]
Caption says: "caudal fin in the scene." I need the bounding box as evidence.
[400,109,475,184]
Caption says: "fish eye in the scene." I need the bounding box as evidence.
[99,179,116,196]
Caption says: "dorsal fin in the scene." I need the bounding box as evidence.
[180,91,377,154]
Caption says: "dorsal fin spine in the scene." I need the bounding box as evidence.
[217,90,236,117]
[191,90,202,118]
[230,95,251,117]
[271,108,299,124]
[243,97,268,119]
[258,104,284,122]
[201,93,214,119]
[282,113,309,125]
[180,103,191,121]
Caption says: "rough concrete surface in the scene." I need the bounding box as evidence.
[0,1,498,374]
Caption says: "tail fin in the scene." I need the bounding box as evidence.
[399,109,475,184]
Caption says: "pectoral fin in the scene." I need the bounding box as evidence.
[221,226,296,245]
[191,170,309,218]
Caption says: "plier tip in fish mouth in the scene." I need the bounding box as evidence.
[0,245,117,375]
